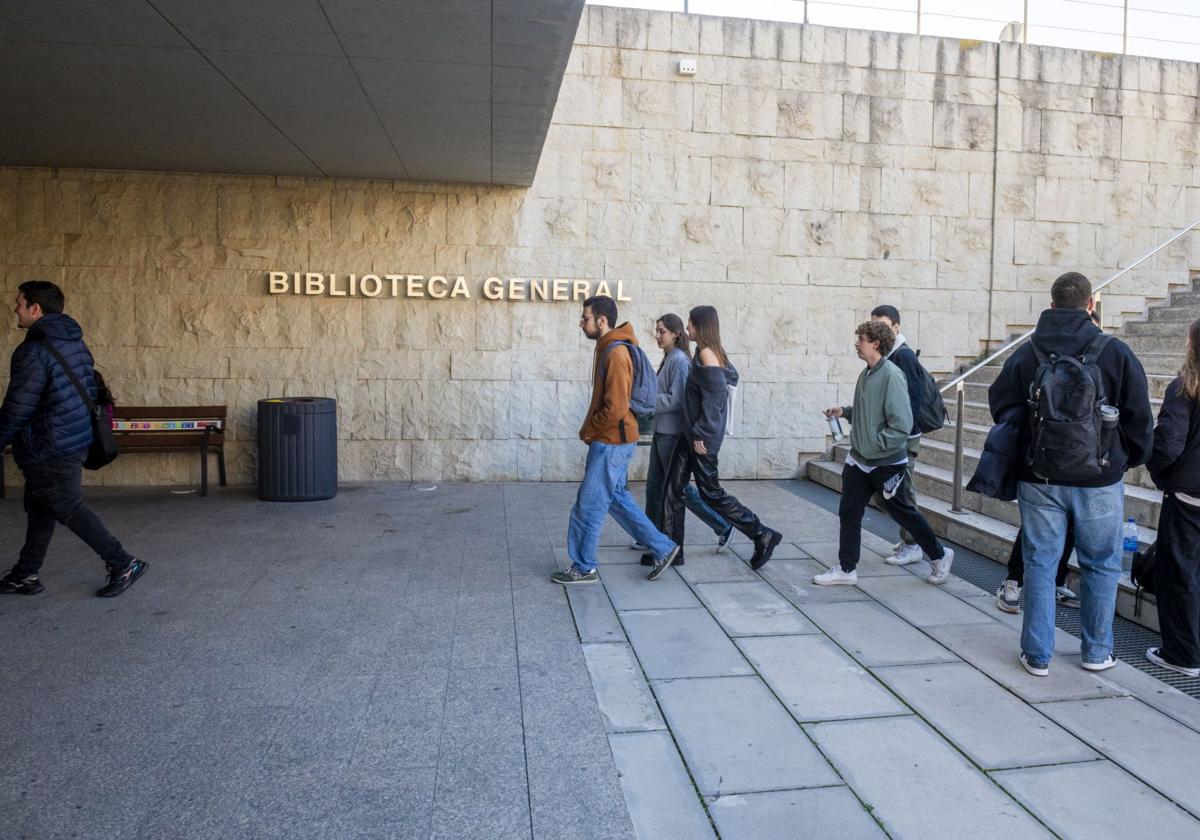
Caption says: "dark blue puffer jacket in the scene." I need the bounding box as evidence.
[0,314,96,467]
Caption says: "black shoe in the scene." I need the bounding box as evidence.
[0,572,44,596]
[716,525,735,552]
[750,529,782,571]
[96,559,148,598]
[640,552,683,567]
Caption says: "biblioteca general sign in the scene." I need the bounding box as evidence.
[267,272,632,302]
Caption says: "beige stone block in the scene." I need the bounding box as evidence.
[218,184,331,241]
[782,161,834,210]
[922,36,993,79]
[930,217,992,264]
[541,439,587,481]
[870,97,933,146]
[329,190,447,252]
[841,93,870,143]
[582,152,630,201]
[757,438,805,478]
[780,25,801,62]
[79,180,218,239]
[721,85,777,137]
[670,12,700,53]
[1012,220,1085,266]
[781,62,861,95]
[616,7,651,50]
[586,5,617,47]
[711,158,783,208]
[722,17,753,58]
[691,83,724,134]
[933,102,994,151]
[781,210,838,258]
[698,14,724,55]
[714,438,757,480]
[1034,177,1106,225]
[1039,111,1120,159]
[450,350,512,381]
[743,208,786,252]
[967,171,994,219]
[776,90,843,140]
[622,80,693,130]
[879,169,970,216]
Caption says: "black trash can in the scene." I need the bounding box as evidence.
[257,397,337,501]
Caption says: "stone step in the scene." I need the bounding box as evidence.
[1125,321,1193,338]
[832,441,1163,526]
[805,458,1161,631]
[1148,303,1200,322]
[924,421,991,451]
[1168,291,1200,306]
[1121,334,1187,356]
[1129,352,1186,375]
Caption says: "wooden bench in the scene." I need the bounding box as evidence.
[1,405,228,499]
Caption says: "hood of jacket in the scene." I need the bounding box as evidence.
[596,322,638,355]
[25,313,84,344]
[690,360,739,393]
[1029,307,1101,358]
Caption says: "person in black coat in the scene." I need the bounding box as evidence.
[1145,317,1200,677]
[0,281,146,598]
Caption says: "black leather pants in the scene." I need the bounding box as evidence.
[662,436,765,549]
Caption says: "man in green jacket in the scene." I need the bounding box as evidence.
[817,320,954,586]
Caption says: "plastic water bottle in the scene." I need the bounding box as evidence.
[1121,518,1139,576]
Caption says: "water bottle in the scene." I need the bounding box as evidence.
[1121,518,1139,576]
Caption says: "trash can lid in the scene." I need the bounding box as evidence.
[258,396,337,413]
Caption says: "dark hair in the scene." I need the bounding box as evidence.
[870,305,901,326]
[1051,272,1092,310]
[856,320,895,357]
[688,305,729,367]
[18,280,65,315]
[656,313,690,371]
[583,295,618,329]
[93,369,115,408]
[1181,318,1200,402]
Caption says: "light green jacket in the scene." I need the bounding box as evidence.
[841,359,914,467]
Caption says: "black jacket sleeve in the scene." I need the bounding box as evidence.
[1115,345,1154,469]
[988,349,1028,426]
[1148,377,1189,484]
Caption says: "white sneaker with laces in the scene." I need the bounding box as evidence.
[1019,652,1049,677]
[1081,654,1116,672]
[997,580,1021,614]
[1146,647,1200,677]
[813,567,858,586]
[1055,585,1079,605]
[926,547,955,585]
[885,543,922,566]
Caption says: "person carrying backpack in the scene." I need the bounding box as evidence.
[1144,317,1200,678]
[552,295,680,585]
[989,272,1153,677]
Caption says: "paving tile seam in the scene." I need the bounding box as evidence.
[500,487,536,840]
[981,756,1107,773]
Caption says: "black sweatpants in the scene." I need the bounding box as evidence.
[1155,494,1200,669]
[1008,520,1074,588]
[839,462,942,572]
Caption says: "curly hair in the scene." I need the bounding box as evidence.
[856,320,895,357]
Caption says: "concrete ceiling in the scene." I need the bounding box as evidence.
[0,0,585,186]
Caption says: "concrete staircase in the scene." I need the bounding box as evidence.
[807,278,1200,631]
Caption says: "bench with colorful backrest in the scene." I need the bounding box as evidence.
[2,405,228,499]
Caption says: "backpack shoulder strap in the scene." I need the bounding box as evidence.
[37,336,99,413]
[598,340,633,378]
[1080,332,1114,364]
[1028,339,1051,367]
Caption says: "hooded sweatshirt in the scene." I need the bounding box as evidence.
[683,356,739,455]
[579,322,640,445]
[0,313,97,467]
[988,307,1154,487]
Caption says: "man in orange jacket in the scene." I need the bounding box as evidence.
[553,295,681,585]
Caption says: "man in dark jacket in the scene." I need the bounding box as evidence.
[989,272,1153,677]
[0,281,146,597]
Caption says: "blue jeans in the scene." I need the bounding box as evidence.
[1017,480,1123,666]
[568,442,677,573]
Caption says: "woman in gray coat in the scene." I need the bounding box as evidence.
[640,313,733,566]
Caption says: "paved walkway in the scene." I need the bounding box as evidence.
[2,480,1200,839]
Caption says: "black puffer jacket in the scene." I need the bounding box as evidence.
[988,307,1154,487]
[683,360,739,455]
[1148,376,1200,494]
[0,314,96,467]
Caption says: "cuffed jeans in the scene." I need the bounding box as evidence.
[568,442,676,573]
[1017,480,1123,667]
[13,458,134,577]
[644,432,729,536]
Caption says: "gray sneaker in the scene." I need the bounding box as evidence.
[997,580,1021,614]
[1055,585,1079,607]
[551,566,599,585]
[648,544,682,581]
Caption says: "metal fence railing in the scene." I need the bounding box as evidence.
[589,0,1200,63]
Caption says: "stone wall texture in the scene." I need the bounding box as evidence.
[4,7,1200,487]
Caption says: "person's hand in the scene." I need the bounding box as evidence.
[693,439,708,455]
[824,407,843,419]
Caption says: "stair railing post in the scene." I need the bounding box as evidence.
[951,382,966,514]
[1093,289,1103,328]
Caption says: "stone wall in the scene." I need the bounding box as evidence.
[3,7,1200,487]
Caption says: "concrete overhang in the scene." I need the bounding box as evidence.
[0,0,585,186]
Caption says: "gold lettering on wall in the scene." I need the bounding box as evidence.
[267,272,631,303]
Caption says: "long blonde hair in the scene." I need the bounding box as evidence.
[688,305,729,367]
[1181,318,1200,401]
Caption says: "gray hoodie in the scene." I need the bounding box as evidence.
[652,347,690,435]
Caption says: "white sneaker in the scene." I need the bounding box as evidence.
[885,543,922,566]
[813,567,858,586]
[1019,652,1049,677]
[1055,585,1079,606]
[996,580,1021,614]
[1146,647,1200,677]
[1081,654,1116,672]
[926,547,954,585]
[629,541,647,551]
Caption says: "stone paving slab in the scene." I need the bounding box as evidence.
[926,623,1130,704]
[800,541,907,576]
[621,608,755,680]
[992,760,1200,839]
[738,635,907,722]
[798,600,959,667]
[708,786,888,840]
[654,676,839,796]
[1036,696,1200,818]
[961,593,1088,655]
[757,557,873,606]
[807,716,1053,840]
[1100,660,1200,736]
[582,643,665,734]
[730,540,811,562]
[693,581,820,637]
[566,586,625,643]
[855,575,999,627]
[602,564,700,611]
[609,731,716,840]
[675,553,762,584]
[555,546,644,569]
[873,662,1100,770]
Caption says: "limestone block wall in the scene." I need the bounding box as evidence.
[3,6,1200,486]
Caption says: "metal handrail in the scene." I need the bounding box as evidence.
[941,213,1200,513]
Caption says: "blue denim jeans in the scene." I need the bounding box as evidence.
[1017,480,1123,667]
[568,442,676,573]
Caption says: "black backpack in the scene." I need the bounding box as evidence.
[1131,541,1157,617]
[914,356,947,433]
[1026,333,1115,482]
